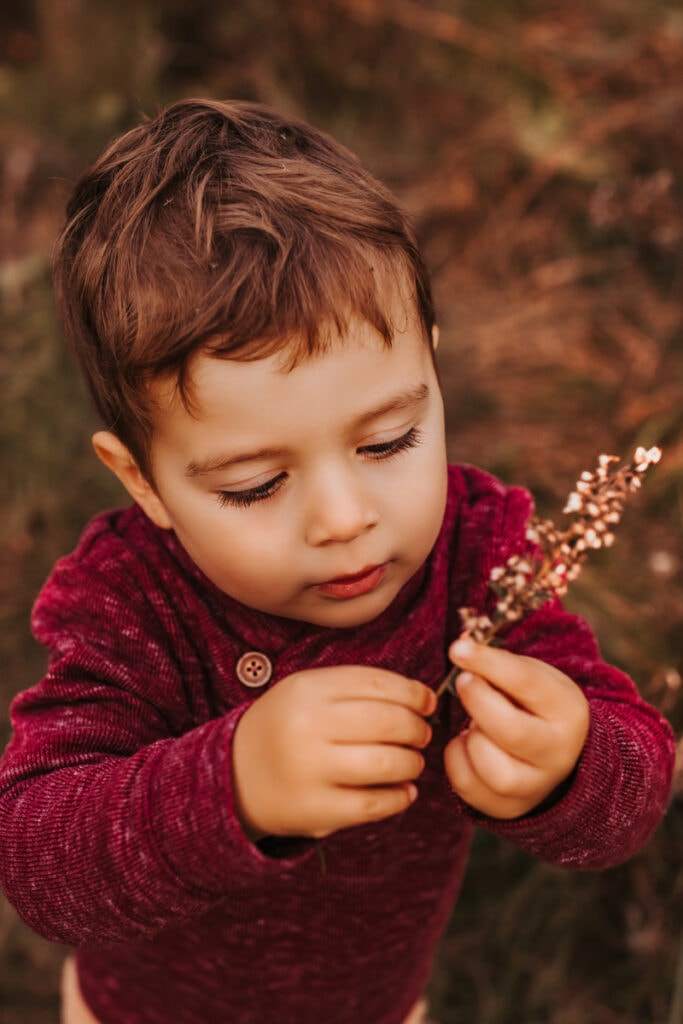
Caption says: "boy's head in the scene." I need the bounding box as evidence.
[54,98,436,480]
[55,99,447,627]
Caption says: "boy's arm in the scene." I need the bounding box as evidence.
[447,472,675,866]
[445,602,675,867]
[0,550,435,947]
[0,667,285,947]
[0,566,314,947]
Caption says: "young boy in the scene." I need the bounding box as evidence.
[0,99,674,1024]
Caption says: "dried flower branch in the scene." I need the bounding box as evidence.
[437,447,662,699]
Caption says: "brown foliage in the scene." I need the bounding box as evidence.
[0,2,681,1021]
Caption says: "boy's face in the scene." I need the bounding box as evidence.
[98,309,448,629]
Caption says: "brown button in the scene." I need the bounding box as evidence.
[236,651,273,688]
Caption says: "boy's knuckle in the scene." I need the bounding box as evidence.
[368,672,391,698]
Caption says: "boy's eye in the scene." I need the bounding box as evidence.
[214,428,421,508]
[216,472,287,509]
[359,426,422,459]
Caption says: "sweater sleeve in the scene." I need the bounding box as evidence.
[0,543,311,947]
[449,471,675,868]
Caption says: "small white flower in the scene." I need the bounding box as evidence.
[635,446,662,471]
[444,448,662,702]
[563,492,583,513]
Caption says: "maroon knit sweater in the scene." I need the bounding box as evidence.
[0,465,674,1024]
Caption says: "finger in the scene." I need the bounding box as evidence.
[327,701,433,749]
[462,726,542,799]
[332,667,437,718]
[455,672,547,763]
[330,744,426,787]
[444,733,542,820]
[320,782,418,835]
[443,730,492,808]
[449,638,571,717]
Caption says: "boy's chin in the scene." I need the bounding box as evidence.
[291,589,399,630]
[301,606,388,630]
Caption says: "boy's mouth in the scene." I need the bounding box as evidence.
[315,564,386,600]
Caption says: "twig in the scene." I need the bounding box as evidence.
[436,447,662,700]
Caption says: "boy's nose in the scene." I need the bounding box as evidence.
[304,471,379,547]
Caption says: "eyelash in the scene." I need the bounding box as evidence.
[215,427,422,509]
[359,426,422,460]
[216,473,287,509]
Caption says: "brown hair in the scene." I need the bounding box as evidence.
[53,98,435,478]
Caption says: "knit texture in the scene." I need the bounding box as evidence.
[0,465,674,1023]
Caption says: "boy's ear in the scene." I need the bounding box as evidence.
[92,431,173,530]
[431,325,440,351]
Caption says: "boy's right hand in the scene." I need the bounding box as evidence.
[232,666,436,840]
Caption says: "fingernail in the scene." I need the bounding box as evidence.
[452,638,474,659]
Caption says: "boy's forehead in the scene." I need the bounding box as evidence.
[154,297,428,413]
[149,312,432,442]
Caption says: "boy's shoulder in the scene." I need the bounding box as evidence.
[33,504,192,628]
[445,464,538,583]
[448,461,507,496]
[70,502,157,552]
[447,462,533,522]
[50,503,170,579]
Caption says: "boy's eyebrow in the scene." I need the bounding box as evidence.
[186,447,289,478]
[352,382,430,429]
[185,382,430,478]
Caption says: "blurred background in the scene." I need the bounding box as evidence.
[1,1,682,1021]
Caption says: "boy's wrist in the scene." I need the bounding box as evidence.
[231,709,270,842]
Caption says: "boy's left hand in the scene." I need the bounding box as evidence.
[443,638,590,820]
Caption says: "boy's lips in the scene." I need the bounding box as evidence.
[315,564,387,600]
